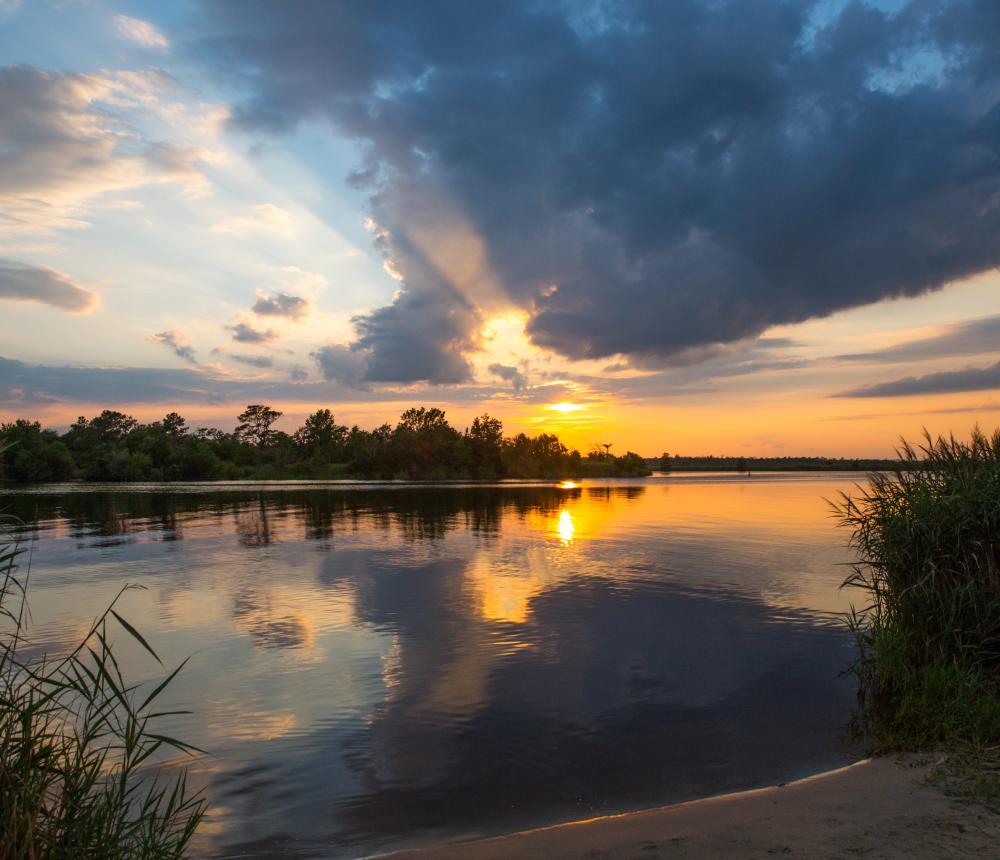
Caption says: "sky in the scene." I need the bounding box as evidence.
[1,0,1000,457]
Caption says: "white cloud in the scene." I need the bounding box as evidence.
[113,15,169,51]
[0,66,209,236]
[211,203,294,236]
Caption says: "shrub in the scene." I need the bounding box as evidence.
[835,428,1000,749]
[0,520,205,857]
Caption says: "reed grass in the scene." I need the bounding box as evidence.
[0,517,205,857]
[835,427,1000,751]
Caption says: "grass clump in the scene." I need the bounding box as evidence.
[835,427,1000,752]
[0,522,205,857]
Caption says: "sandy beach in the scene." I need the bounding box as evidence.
[382,758,999,859]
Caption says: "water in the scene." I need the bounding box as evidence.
[2,473,864,858]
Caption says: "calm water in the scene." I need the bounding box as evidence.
[4,474,864,858]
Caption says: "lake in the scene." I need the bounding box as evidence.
[3,473,864,858]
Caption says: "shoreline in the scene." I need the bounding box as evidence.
[1,470,874,493]
[376,757,1000,859]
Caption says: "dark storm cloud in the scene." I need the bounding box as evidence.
[0,356,212,405]
[227,322,276,343]
[311,344,370,389]
[197,0,1000,383]
[148,330,198,364]
[838,360,1000,398]
[252,291,310,319]
[488,363,527,391]
[836,315,1000,363]
[0,356,425,409]
[0,259,97,312]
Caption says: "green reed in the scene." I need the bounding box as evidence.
[834,427,1000,751]
[0,519,205,857]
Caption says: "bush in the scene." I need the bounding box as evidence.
[834,428,1000,750]
[0,520,205,856]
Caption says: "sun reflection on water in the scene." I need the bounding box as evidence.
[556,509,575,544]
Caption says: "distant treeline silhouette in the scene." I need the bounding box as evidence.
[651,454,912,472]
[0,406,651,482]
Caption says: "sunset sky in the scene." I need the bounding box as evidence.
[2,0,1000,457]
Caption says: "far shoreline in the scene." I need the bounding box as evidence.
[0,468,884,489]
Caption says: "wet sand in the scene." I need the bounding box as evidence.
[381,758,1000,859]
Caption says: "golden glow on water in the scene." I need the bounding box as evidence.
[556,509,575,545]
[12,475,865,855]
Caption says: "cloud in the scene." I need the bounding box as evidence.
[0,357,216,406]
[352,283,476,384]
[312,344,369,389]
[836,315,1000,364]
[211,203,293,236]
[289,364,309,381]
[488,363,527,391]
[148,330,198,364]
[227,353,273,369]
[830,401,1000,421]
[252,291,310,319]
[113,15,169,50]
[227,322,276,343]
[0,65,206,235]
[197,0,1000,382]
[838,360,1000,398]
[0,356,411,408]
[0,258,97,312]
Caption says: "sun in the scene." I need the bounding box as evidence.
[547,402,583,414]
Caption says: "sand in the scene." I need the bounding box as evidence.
[380,758,1000,859]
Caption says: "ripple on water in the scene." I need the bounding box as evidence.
[2,479,862,859]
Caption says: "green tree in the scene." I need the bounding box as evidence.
[398,407,450,432]
[293,409,347,454]
[89,410,139,441]
[0,420,75,482]
[467,414,504,478]
[162,412,188,436]
[235,404,282,446]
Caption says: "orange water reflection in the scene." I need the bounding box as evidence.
[6,475,865,856]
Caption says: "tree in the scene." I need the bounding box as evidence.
[293,409,347,454]
[0,420,75,482]
[467,414,504,478]
[658,452,673,472]
[236,405,282,446]
[397,407,449,433]
[468,414,503,447]
[89,410,139,441]
[162,412,188,436]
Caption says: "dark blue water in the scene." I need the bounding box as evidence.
[3,474,861,858]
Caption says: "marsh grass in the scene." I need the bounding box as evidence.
[0,520,205,858]
[834,427,1000,752]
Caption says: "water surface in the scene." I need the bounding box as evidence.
[3,474,863,858]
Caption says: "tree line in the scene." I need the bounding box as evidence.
[651,454,914,472]
[0,406,651,483]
